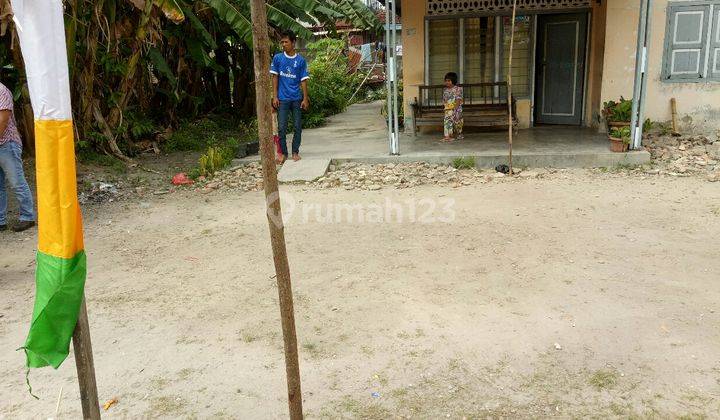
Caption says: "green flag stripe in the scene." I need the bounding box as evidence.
[23,250,87,369]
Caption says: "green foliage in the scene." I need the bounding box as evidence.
[602,97,633,123]
[363,87,386,102]
[204,0,379,46]
[643,118,653,132]
[610,126,632,144]
[119,111,157,140]
[77,149,127,174]
[166,115,250,152]
[452,156,476,170]
[654,121,673,135]
[2,0,380,158]
[198,144,234,176]
[304,38,361,128]
[381,79,404,120]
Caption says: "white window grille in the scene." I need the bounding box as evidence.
[427,0,592,16]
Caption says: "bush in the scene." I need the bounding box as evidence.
[452,156,476,169]
[198,144,234,177]
[305,39,360,128]
[166,114,253,152]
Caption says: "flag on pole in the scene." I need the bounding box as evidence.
[12,0,87,369]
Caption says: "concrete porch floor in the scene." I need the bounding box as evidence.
[266,101,650,168]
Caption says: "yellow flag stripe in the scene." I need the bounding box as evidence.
[35,120,84,259]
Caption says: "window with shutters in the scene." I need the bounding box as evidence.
[662,2,720,82]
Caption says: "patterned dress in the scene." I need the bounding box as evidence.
[443,85,464,139]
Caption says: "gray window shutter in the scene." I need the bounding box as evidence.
[663,4,711,81]
[710,6,720,80]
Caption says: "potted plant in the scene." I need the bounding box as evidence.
[608,126,631,152]
[602,97,633,128]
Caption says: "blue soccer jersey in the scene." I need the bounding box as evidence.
[270,52,309,101]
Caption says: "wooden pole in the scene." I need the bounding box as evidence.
[72,297,101,419]
[507,0,517,175]
[670,98,680,136]
[248,1,304,419]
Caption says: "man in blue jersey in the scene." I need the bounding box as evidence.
[271,30,310,163]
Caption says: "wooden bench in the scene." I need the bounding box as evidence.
[411,82,518,135]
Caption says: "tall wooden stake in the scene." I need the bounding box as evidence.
[248,1,304,418]
[507,0,517,175]
[72,297,101,419]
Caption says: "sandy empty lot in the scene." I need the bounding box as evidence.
[2,170,720,418]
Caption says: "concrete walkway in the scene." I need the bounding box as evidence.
[246,101,650,168]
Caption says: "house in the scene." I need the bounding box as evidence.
[397,0,720,139]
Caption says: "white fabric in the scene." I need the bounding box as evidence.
[11,0,72,121]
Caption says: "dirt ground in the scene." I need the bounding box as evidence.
[2,166,720,419]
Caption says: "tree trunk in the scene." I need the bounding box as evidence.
[248,0,303,418]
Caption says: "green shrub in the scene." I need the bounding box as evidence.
[305,39,360,128]
[166,115,252,152]
[452,156,476,169]
[198,145,233,176]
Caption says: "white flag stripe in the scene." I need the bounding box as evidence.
[11,0,72,121]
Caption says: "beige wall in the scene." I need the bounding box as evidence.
[586,2,607,127]
[401,0,425,130]
[601,0,720,136]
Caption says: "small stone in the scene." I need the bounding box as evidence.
[554,343,562,350]
[519,171,539,179]
[368,185,381,191]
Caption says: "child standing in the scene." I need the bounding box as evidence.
[442,72,463,142]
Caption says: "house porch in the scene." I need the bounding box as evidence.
[269,102,649,168]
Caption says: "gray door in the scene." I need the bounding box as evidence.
[535,14,588,125]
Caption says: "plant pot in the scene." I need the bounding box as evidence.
[609,136,629,153]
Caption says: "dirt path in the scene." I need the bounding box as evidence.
[2,171,720,418]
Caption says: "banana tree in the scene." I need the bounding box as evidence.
[205,0,380,46]
[103,0,185,160]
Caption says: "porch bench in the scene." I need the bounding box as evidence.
[411,82,518,135]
